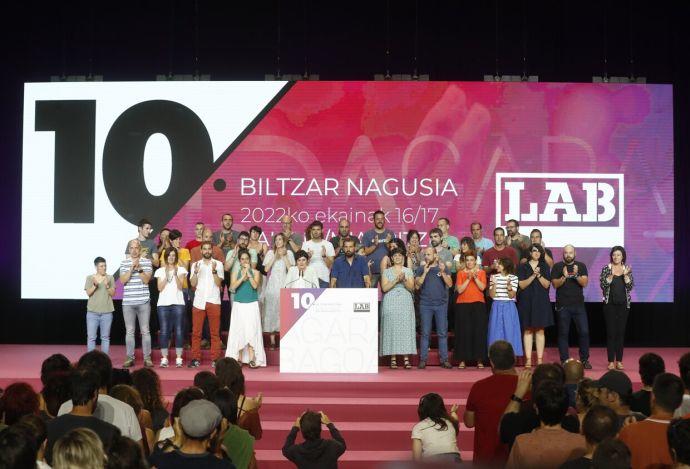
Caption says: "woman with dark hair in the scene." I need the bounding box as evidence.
[406,230,423,269]
[106,435,149,469]
[0,382,39,425]
[454,237,481,271]
[600,245,634,370]
[487,258,524,356]
[380,238,408,272]
[380,247,417,369]
[215,357,263,441]
[283,250,320,288]
[109,385,154,456]
[412,393,461,462]
[226,249,266,368]
[131,368,169,435]
[261,233,295,350]
[154,247,187,368]
[454,251,488,369]
[213,388,257,469]
[517,244,553,368]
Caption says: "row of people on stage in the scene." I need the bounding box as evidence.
[84,212,634,370]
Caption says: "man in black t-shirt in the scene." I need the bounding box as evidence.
[551,245,592,369]
[46,369,120,464]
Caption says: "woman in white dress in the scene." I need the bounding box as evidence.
[226,249,266,368]
[261,233,295,350]
[283,250,320,289]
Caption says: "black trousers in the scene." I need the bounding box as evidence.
[603,303,629,362]
[453,301,488,363]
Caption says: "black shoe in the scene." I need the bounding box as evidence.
[417,360,426,369]
[440,361,453,369]
[582,360,593,370]
[188,359,201,368]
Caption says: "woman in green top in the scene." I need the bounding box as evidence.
[84,256,115,354]
[226,249,266,368]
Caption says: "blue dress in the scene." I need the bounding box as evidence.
[487,274,524,355]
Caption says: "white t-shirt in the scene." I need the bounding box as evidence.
[302,239,335,282]
[674,394,690,418]
[191,259,224,309]
[154,266,188,306]
[58,394,142,441]
[411,418,460,457]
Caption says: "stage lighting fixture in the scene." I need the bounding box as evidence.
[373,73,429,81]
[483,75,538,82]
[264,74,319,81]
[593,76,646,84]
[50,75,103,82]
[155,74,211,81]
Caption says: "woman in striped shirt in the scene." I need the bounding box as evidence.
[487,257,524,356]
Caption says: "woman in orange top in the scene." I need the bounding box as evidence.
[453,251,488,369]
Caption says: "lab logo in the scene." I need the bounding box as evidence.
[495,173,624,247]
[353,302,371,313]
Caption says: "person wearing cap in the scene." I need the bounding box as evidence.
[282,410,346,469]
[148,399,235,469]
[619,373,685,469]
[593,370,646,427]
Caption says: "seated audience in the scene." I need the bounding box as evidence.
[592,370,646,426]
[41,372,72,420]
[131,367,170,434]
[507,380,586,468]
[631,352,665,417]
[465,340,518,465]
[564,359,585,409]
[106,434,150,469]
[0,424,41,469]
[591,439,631,469]
[15,414,50,469]
[411,393,461,463]
[52,428,106,469]
[215,357,263,440]
[39,354,72,416]
[195,371,221,401]
[213,387,257,469]
[575,378,599,425]
[667,418,690,468]
[46,368,120,464]
[148,399,234,468]
[282,410,346,469]
[58,351,142,442]
[676,352,690,418]
[619,372,684,469]
[154,386,205,446]
[0,382,40,425]
[560,405,620,469]
[109,384,155,456]
[501,364,580,449]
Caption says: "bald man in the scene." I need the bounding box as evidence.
[551,245,591,369]
[330,218,362,258]
[280,215,303,253]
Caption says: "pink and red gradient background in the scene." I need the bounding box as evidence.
[166,82,674,302]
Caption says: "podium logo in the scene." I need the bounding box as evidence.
[495,173,624,248]
[353,302,371,313]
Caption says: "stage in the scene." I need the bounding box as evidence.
[1,345,686,468]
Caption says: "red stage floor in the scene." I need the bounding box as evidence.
[1,345,686,468]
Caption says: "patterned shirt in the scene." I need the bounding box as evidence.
[120,258,152,306]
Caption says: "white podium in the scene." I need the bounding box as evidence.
[279,288,379,373]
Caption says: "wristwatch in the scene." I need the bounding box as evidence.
[510,394,524,404]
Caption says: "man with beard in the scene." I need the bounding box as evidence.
[429,228,454,271]
[415,247,454,369]
[362,210,395,288]
[482,227,519,276]
[191,228,225,263]
[212,213,239,257]
[189,241,224,368]
[331,218,362,258]
[280,215,304,253]
[551,244,592,369]
[330,237,371,288]
[506,219,531,262]
[521,229,554,267]
[224,231,258,277]
[302,220,335,288]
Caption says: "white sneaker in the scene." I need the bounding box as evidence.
[160,357,169,368]
[175,357,183,368]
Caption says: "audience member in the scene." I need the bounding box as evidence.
[575,378,600,425]
[40,354,73,387]
[667,418,690,469]
[148,399,234,468]
[411,393,461,463]
[465,340,518,465]
[213,387,257,469]
[194,371,221,401]
[155,386,205,445]
[52,427,106,469]
[631,352,665,417]
[591,439,631,469]
[0,425,38,469]
[676,352,690,418]
[214,357,263,440]
[592,370,646,426]
[507,380,586,468]
[619,372,684,469]
[41,372,72,420]
[109,384,155,455]
[564,359,585,409]
[0,382,40,425]
[15,414,50,469]
[47,368,120,464]
[282,410,346,469]
[106,434,149,469]
[560,405,620,469]
[131,368,169,434]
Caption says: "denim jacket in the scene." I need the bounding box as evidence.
[599,264,634,308]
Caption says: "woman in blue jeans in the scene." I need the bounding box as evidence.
[84,256,115,353]
[155,247,188,367]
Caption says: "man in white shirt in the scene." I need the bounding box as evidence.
[301,220,335,288]
[189,241,224,368]
[57,351,142,443]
